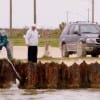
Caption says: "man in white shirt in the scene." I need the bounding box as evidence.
[25,24,39,63]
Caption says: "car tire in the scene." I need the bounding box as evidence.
[77,42,86,57]
[91,53,99,57]
[61,44,69,57]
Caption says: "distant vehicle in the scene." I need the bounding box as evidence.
[60,21,100,57]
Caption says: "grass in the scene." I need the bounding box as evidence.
[39,38,59,47]
[10,38,25,46]
[10,37,59,47]
[8,28,60,47]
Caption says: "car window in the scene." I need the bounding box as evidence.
[62,25,70,35]
[74,25,79,32]
[69,25,79,35]
[68,25,75,34]
[80,24,100,33]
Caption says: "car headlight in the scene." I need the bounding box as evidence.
[86,38,95,43]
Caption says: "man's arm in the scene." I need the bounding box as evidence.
[25,30,32,46]
[0,35,4,46]
[2,35,9,46]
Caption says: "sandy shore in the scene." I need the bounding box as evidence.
[0,46,61,59]
[1,46,100,65]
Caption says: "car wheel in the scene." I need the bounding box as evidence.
[61,44,69,57]
[91,53,99,57]
[77,42,86,57]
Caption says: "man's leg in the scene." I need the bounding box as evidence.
[28,46,37,63]
[5,42,13,59]
[0,46,2,53]
[0,46,2,50]
[33,46,38,63]
[28,46,33,62]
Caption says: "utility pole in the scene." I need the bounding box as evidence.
[88,8,90,22]
[10,0,12,34]
[9,0,13,58]
[34,0,36,24]
[92,0,94,23]
[66,11,69,24]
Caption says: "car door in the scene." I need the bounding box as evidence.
[66,25,81,51]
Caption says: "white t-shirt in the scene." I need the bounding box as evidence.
[25,29,39,46]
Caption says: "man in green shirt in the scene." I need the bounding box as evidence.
[0,29,13,59]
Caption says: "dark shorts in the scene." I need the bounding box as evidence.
[28,46,38,63]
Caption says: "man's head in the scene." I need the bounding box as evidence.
[0,29,6,36]
[31,24,36,31]
[2,30,6,33]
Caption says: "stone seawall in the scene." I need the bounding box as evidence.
[0,59,100,89]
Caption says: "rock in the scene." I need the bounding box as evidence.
[0,59,100,89]
[79,61,90,88]
[68,63,80,88]
[45,62,59,88]
[0,59,15,88]
[88,62,100,88]
[58,62,69,88]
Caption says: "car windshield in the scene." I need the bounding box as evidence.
[80,24,100,34]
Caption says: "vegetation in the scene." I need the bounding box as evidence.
[7,22,66,47]
[8,28,61,47]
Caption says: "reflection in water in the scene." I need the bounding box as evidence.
[0,88,100,100]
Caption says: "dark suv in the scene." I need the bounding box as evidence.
[60,21,100,57]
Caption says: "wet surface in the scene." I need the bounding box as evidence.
[0,86,100,100]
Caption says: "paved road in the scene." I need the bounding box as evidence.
[0,46,62,59]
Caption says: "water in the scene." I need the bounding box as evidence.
[0,88,100,100]
[0,79,100,100]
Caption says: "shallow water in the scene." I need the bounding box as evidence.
[0,87,100,100]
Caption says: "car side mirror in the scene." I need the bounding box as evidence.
[73,31,81,36]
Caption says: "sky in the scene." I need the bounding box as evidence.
[0,0,100,29]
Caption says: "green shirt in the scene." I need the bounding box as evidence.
[0,34,9,46]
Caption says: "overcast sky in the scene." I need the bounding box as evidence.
[0,0,100,29]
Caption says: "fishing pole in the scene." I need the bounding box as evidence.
[7,58,22,81]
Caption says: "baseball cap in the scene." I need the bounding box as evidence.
[31,24,36,27]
